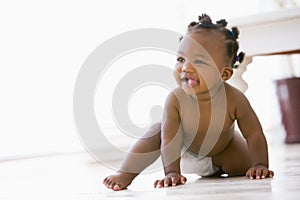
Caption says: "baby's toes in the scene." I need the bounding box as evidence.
[105,179,122,191]
[108,181,116,189]
[104,179,113,189]
[103,178,111,188]
[113,184,121,191]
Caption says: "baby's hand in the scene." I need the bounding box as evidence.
[246,165,274,180]
[154,172,187,188]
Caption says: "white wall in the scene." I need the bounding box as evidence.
[1,0,299,159]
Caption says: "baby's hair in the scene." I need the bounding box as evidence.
[187,14,245,68]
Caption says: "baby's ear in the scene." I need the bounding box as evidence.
[221,67,233,81]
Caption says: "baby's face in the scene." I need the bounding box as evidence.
[174,31,226,95]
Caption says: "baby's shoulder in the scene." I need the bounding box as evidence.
[225,83,247,100]
[225,83,252,112]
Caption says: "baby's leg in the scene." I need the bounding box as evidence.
[103,123,161,191]
[212,131,252,176]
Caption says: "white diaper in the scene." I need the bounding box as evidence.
[180,150,220,176]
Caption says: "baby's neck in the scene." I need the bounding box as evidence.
[194,82,226,103]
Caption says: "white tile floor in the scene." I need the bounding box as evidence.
[1,129,300,200]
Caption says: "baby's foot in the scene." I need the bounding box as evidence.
[103,172,134,191]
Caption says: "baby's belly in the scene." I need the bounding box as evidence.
[182,125,235,157]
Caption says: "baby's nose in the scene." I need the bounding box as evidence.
[182,62,194,73]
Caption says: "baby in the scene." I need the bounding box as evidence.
[103,14,274,191]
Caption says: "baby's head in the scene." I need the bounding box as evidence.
[175,14,244,95]
[186,14,244,69]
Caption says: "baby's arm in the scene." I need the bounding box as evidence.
[235,93,274,179]
[154,92,186,188]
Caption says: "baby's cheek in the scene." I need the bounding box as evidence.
[173,66,180,75]
[173,70,181,85]
[174,63,183,73]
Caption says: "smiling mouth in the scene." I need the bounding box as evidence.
[182,78,199,87]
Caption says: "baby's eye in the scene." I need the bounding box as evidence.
[195,60,204,65]
[177,57,185,63]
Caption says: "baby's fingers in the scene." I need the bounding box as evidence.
[262,169,274,178]
[268,170,274,178]
[154,180,159,188]
[154,179,165,188]
[165,177,173,187]
[256,168,274,179]
[180,176,187,184]
[246,168,256,179]
[246,167,274,179]
[170,176,180,186]
[154,174,187,188]
[255,168,263,179]
[261,169,271,179]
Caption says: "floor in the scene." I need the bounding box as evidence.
[1,128,300,200]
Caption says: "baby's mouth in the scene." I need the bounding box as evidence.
[182,77,199,87]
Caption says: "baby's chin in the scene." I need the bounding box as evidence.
[180,83,201,96]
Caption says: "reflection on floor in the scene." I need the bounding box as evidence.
[1,128,300,200]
